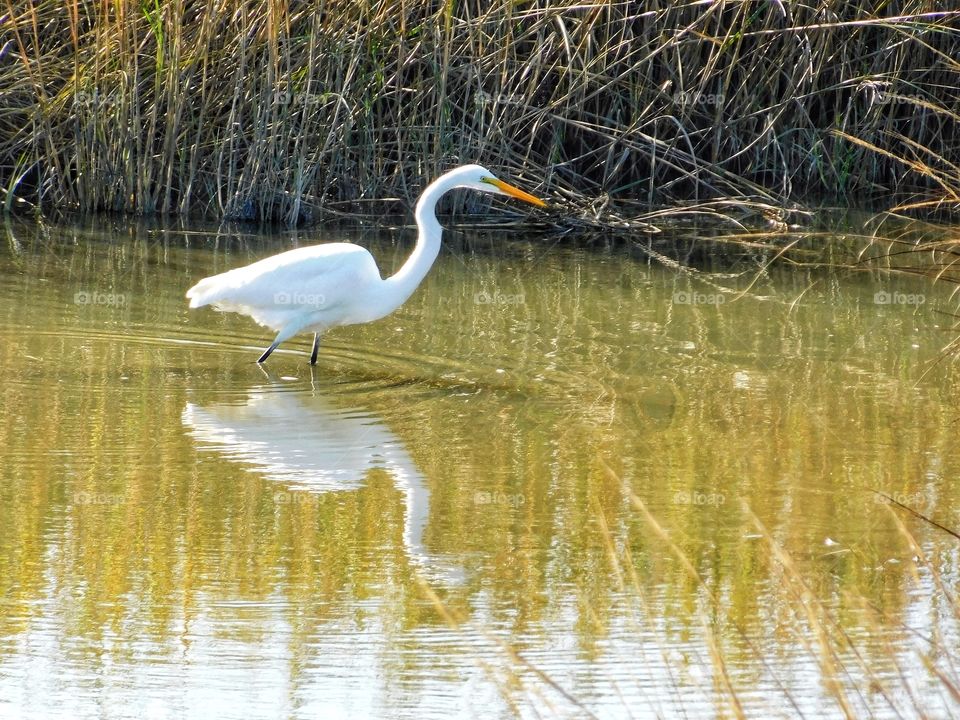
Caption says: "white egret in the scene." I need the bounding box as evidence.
[186,164,546,364]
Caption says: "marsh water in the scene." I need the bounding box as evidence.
[0,215,958,719]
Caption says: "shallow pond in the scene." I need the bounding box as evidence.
[0,215,958,719]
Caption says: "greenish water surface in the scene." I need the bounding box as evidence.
[0,216,957,719]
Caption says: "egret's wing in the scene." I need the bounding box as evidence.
[186,243,381,330]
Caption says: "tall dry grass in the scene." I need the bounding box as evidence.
[1,1,958,225]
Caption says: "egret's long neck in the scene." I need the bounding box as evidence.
[381,179,446,311]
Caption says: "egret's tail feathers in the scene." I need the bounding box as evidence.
[186,276,302,333]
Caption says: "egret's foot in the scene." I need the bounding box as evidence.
[310,333,320,366]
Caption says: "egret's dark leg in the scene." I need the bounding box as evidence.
[310,333,321,365]
[258,337,282,364]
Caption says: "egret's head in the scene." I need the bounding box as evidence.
[456,164,548,208]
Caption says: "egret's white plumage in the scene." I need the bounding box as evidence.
[188,244,381,330]
[186,164,545,364]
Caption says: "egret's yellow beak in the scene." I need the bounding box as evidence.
[482,177,548,208]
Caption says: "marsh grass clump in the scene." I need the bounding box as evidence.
[1,1,958,225]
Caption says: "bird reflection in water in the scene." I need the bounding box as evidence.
[182,372,461,583]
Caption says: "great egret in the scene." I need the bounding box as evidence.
[186,164,546,364]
